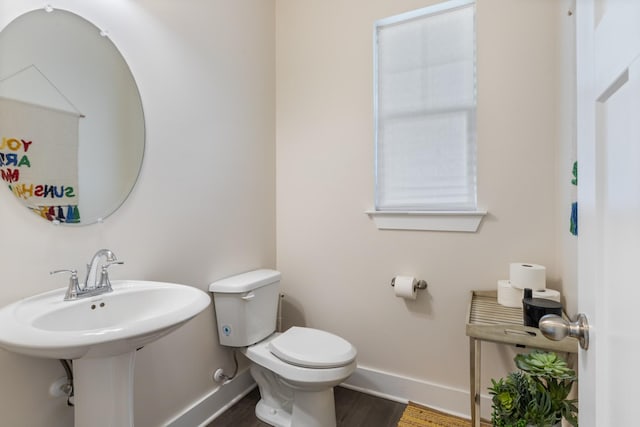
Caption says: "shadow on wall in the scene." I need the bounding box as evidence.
[402,290,433,319]
[280,294,306,331]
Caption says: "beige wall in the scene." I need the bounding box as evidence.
[0,1,275,426]
[0,0,578,424]
[276,0,575,411]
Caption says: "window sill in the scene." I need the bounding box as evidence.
[365,209,487,232]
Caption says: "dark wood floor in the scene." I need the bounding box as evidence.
[208,386,406,427]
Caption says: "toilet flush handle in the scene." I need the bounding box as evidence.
[241,292,256,301]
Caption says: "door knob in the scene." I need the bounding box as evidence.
[539,313,589,350]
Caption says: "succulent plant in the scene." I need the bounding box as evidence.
[489,351,578,427]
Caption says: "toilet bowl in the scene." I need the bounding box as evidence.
[209,270,357,427]
[244,329,356,427]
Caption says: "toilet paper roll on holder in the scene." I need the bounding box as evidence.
[390,277,428,291]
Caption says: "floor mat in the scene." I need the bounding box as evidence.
[397,402,491,427]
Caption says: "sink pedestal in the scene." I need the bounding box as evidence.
[73,351,136,427]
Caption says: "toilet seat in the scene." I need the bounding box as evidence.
[268,326,357,368]
[243,333,357,386]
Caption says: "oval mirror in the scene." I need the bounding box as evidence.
[0,8,144,225]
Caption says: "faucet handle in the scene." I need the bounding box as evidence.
[51,269,80,300]
[97,261,124,289]
[50,268,77,276]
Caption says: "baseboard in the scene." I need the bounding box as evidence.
[164,368,255,427]
[341,365,492,421]
[166,364,492,425]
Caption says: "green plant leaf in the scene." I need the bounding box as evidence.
[490,351,578,426]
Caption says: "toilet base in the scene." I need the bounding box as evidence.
[290,388,337,427]
[256,398,292,427]
[255,389,337,427]
[251,364,338,427]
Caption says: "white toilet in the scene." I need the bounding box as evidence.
[209,269,357,427]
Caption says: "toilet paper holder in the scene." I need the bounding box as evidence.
[390,277,428,291]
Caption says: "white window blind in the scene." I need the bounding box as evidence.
[374,0,476,212]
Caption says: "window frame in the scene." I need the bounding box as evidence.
[368,0,486,232]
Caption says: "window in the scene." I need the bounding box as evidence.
[369,0,485,232]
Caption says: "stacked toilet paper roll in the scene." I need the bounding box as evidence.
[532,289,561,303]
[509,263,546,290]
[497,263,560,307]
[497,280,522,307]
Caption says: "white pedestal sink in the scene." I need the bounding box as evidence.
[0,280,210,427]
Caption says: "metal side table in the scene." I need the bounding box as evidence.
[465,290,578,427]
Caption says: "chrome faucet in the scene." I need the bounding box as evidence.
[85,249,120,290]
[51,249,124,301]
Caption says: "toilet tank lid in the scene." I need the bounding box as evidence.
[209,269,281,293]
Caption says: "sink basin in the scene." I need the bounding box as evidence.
[0,278,211,426]
[0,280,211,359]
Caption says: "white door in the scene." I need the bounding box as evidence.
[577,1,640,425]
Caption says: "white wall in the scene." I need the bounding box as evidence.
[0,1,275,426]
[276,0,575,416]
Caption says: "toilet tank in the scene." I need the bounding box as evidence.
[209,269,281,347]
